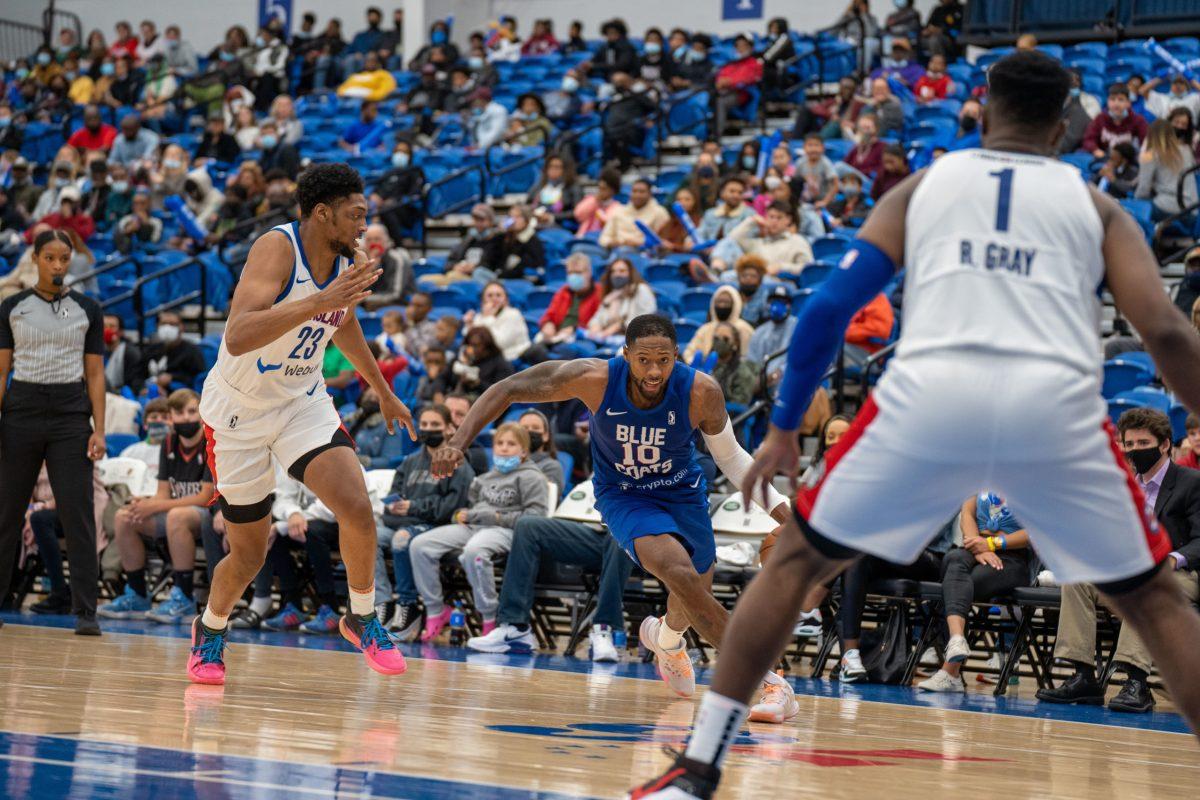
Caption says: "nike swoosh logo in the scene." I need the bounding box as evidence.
[257,359,283,373]
[604,409,627,416]
[295,277,311,284]
[306,382,320,396]
[690,477,701,488]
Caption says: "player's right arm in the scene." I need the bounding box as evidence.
[223,231,382,356]
[1095,187,1200,414]
[741,171,921,507]
[430,358,608,478]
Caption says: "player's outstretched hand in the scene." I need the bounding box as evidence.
[430,445,465,479]
[743,425,801,513]
[312,247,382,312]
[380,392,417,440]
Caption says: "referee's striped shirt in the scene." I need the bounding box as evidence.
[0,289,104,383]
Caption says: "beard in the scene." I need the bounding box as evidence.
[336,240,356,259]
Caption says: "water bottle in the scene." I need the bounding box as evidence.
[613,627,627,651]
[449,602,466,646]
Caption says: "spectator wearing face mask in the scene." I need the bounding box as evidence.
[671,33,715,91]
[591,19,640,81]
[465,87,511,151]
[827,172,870,228]
[114,189,162,255]
[119,397,170,468]
[855,78,905,139]
[682,285,754,364]
[747,285,798,387]
[527,155,583,227]
[101,313,145,394]
[1140,72,1200,123]
[256,120,300,179]
[1082,83,1150,159]
[948,98,983,152]
[1136,119,1198,222]
[914,54,952,103]
[162,25,199,76]
[180,167,225,234]
[141,311,207,393]
[585,258,657,344]
[480,205,544,281]
[536,253,602,355]
[602,72,658,171]
[194,112,240,163]
[508,94,553,147]
[871,37,923,87]
[713,35,764,138]
[709,322,759,405]
[378,402,475,639]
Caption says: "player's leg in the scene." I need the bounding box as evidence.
[636,534,728,648]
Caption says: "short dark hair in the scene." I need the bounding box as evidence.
[33,228,72,254]
[719,175,745,192]
[420,402,453,426]
[1117,407,1173,447]
[625,314,677,346]
[1112,141,1138,162]
[765,199,795,221]
[1107,82,1131,99]
[987,51,1072,133]
[631,177,652,190]
[296,162,364,217]
[599,167,623,192]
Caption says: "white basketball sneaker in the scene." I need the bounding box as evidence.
[640,616,695,697]
[748,673,800,724]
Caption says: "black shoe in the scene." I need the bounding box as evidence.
[627,750,720,800]
[1035,672,1105,705]
[1108,678,1155,713]
[231,608,264,629]
[387,602,423,642]
[75,614,101,636]
[30,590,73,615]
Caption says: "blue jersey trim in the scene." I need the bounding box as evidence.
[292,220,342,289]
[271,225,297,305]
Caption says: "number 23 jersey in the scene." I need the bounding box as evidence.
[209,221,350,408]
[590,356,706,497]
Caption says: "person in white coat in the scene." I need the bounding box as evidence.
[461,281,530,361]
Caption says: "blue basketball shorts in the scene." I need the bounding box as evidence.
[594,486,715,574]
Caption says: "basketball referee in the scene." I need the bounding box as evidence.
[0,230,107,635]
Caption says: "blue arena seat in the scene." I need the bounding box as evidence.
[106,433,141,458]
[811,235,851,262]
[1102,359,1155,398]
[799,262,835,289]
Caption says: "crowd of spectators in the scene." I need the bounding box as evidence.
[2,5,1200,705]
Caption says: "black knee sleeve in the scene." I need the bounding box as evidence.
[793,507,860,561]
[1096,559,1165,596]
[218,493,276,524]
[288,427,355,482]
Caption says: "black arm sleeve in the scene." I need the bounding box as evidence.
[80,294,105,355]
[0,295,16,351]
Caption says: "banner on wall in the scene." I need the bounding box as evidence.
[258,0,292,32]
[722,0,764,21]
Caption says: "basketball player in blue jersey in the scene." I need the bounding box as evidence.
[630,51,1200,799]
[432,314,802,721]
[190,163,416,685]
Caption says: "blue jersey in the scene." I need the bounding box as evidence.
[590,356,706,497]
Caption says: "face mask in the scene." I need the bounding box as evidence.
[494,454,521,473]
[610,275,630,289]
[420,429,445,448]
[514,111,534,121]
[645,42,661,55]
[56,177,71,188]
[472,106,483,116]
[882,58,901,69]
[102,328,120,345]
[960,116,978,132]
[163,158,182,170]
[1184,271,1200,289]
[167,39,179,49]
[768,300,789,321]
[65,71,76,81]
[255,36,266,47]
[764,175,781,190]
[1069,87,1081,98]
[697,166,715,179]
[251,132,275,150]
[738,281,759,296]
[741,155,756,169]
[1176,128,1192,142]
[567,273,587,292]
[893,0,907,7]
[16,68,29,80]
[713,338,733,357]
[469,56,484,70]
[391,151,410,168]
[156,323,180,342]
[100,62,115,76]
[1126,446,1162,475]
[685,49,705,64]
[219,51,235,62]
[561,75,579,92]
[432,30,447,45]
[673,45,687,60]
[538,185,561,205]
[843,184,860,197]
[173,420,201,439]
[360,400,381,416]
[145,421,170,444]
[713,305,732,321]
[1110,107,1127,120]
[37,53,51,66]
[0,117,9,128]
[527,431,545,452]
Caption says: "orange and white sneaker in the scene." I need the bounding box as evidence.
[640,615,695,697]
[748,673,799,724]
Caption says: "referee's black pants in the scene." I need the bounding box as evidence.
[0,381,98,617]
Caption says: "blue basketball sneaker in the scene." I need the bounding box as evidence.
[263,602,304,631]
[300,605,340,634]
[146,586,195,624]
[97,585,152,619]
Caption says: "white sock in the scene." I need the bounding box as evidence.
[685,691,749,769]
[349,585,375,616]
[201,606,229,632]
[844,647,860,660]
[657,617,687,651]
[249,596,272,617]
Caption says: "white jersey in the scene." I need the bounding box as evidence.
[208,221,350,409]
[898,148,1105,377]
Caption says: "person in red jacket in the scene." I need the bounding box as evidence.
[913,54,952,103]
[844,292,895,365]
[714,35,764,137]
[1082,83,1150,159]
[534,252,603,359]
[67,105,118,153]
[521,19,561,56]
[30,186,95,244]
[1179,414,1200,470]
[870,144,910,201]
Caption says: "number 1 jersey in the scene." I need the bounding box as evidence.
[210,221,349,409]
[590,356,706,498]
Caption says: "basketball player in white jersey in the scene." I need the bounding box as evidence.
[630,51,1200,798]
[190,163,415,685]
